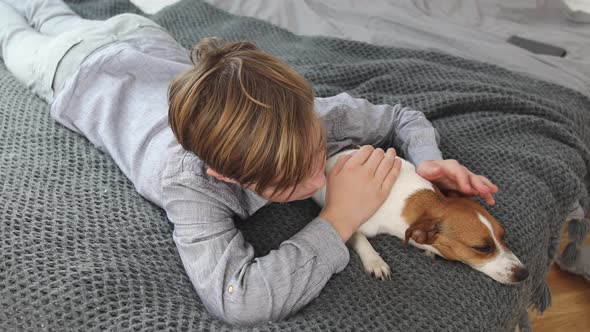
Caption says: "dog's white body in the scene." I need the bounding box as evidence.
[312,149,527,284]
[314,154,431,239]
[312,151,437,279]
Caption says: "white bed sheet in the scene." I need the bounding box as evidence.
[132,0,590,95]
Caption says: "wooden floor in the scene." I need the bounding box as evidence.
[528,230,590,332]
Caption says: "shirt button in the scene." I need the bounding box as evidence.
[227,285,234,294]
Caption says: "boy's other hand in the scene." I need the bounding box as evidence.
[416,159,499,205]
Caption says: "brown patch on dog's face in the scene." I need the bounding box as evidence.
[429,203,499,266]
[436,198,511,269]
[403,190,506,266]
[403,189,527,283]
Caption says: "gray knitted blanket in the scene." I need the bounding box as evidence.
[1,0,589,331]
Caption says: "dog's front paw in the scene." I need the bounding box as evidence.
[363,256,392,281]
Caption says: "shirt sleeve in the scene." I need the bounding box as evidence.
[162,173,350,326]
[315,92,443,166]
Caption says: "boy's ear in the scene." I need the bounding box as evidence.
[206,168,238,184]
[404,217,441,245]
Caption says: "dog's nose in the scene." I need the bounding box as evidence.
[511,266,529,283]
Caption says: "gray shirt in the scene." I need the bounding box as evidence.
[50,37,443,326]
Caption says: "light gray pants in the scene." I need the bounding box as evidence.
[0,0,177,103]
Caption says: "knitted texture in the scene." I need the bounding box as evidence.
[1,0,590,331]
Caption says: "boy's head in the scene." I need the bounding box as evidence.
[168,37,326,202]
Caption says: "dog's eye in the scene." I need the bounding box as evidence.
[472,244,493,253]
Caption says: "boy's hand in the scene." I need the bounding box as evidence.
[320,145,402,242]
[416,159,499,205]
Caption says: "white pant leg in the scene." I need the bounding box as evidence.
[0,2,57,101]
[4,0,102,35]
[2,0,180,103]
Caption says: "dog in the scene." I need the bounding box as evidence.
[312,146,529,284]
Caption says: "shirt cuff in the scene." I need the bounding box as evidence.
[407,145,444,167]
[289,216,351,274]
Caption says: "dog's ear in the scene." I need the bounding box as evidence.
[443,189,465,198]
[404,217,441,245]
[433,185,464,198]
[432,185,445,197]
[432,183,467,197]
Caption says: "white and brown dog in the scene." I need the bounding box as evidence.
[312,147,529,284]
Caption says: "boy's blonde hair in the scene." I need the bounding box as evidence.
[168,38,325,198]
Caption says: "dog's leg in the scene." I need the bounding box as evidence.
[424,250,436,259]
[348,232,391,280]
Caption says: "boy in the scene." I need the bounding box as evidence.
[0,0,497,326]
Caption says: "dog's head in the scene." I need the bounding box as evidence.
[403,190,528,284]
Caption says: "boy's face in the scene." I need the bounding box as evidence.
[211,116,327,203]
[253,117,327,203]
[252,148,327,203]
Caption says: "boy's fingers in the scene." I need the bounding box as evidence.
[374,148,396,180]
[482,177,499,193]
[470,175,490,194]
[482,193,495,205]
[348,145,374,166]
[330,153,353,176]
[365,148,385,172]
[382,157,402,192]
[454,171,472,195]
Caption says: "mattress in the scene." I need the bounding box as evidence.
[1,0,589,331]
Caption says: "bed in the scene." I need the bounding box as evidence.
[1,0,589,331]
[151,0,590,96]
